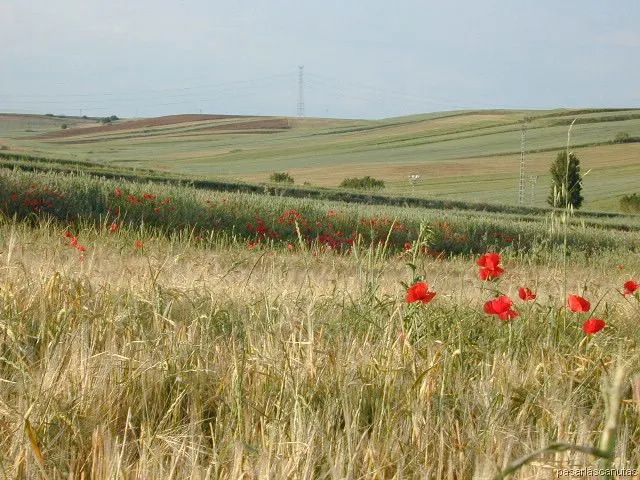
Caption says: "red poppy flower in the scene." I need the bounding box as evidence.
[404,242,412,250]
[64,230,72,238]
[583,318,605,334]
[406,281,437,304]
[623,280,639,296]
[287,242,294,250]
[135,240,144,249]
[478,252,504,280]
[568,294,590,312]
[114,187,123,197]
[479,266,504,281]
[70,236,78,247]
[477,252,501,270]
[483,295,518,321]
[76,245,86,252]
[483,295,512,315]
[518,287,536,301]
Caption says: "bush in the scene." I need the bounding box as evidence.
[61,124,68,130]
[269,172,294,184]
[100,115,119,124]
[614,132,631,143]
[620,193,640,213]
[340,176,385,190]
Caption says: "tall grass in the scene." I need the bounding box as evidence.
[0,213,639,478]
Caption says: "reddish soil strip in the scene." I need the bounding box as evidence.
[49,117,292,144]
[36,114,248,139]
[186,118,291,133]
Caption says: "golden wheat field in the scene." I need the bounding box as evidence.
[1,211,639,478]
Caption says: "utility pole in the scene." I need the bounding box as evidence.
[297,65,305,118]
[518,118,527,205]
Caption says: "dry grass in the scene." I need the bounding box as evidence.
[1,219,639,478]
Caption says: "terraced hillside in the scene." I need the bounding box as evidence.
[1,108,639,211]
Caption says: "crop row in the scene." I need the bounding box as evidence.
[1,167,639,258]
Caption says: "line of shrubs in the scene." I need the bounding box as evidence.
[339,176,385,190]
[270,172,385,191]
[613,132,640,144]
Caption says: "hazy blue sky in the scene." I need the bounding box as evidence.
[1,1,639,119]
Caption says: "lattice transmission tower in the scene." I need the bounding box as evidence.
[518,118,527,205]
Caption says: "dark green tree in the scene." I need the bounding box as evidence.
[269,172,294,184]
[547,151,583,209]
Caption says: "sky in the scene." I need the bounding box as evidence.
[1,0,639,119]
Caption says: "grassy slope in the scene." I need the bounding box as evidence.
[1,109,640,211]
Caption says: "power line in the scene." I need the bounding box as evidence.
[0,73,292,100]
[0,73,297,116]
[306,72,465,109]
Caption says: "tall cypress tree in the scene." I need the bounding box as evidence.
[547,151,584,209]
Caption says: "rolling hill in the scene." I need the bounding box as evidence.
[1,108,639,211]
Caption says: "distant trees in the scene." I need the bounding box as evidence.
[100,115,119,124]
[269,172,294,184]
[340,176,385,190]
[547,151,583,209]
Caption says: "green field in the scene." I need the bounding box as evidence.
[1,108,639,212]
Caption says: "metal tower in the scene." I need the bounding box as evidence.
[518,119,527,205]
